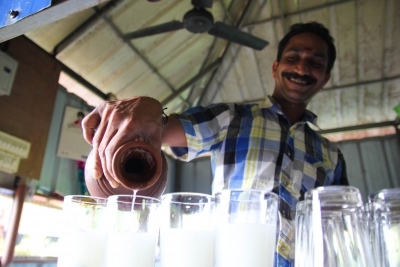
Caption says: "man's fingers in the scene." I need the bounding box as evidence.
[99,148,118,188]
[91,145,103,179]
[94,117,121,188]
[90,110,109,180]
[82,111,101,145]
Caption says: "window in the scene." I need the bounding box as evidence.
[14,195,63,258]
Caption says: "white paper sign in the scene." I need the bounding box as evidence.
[57,106,92,161]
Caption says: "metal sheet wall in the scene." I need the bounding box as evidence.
[337,134,400,201]
[176,157,213,195]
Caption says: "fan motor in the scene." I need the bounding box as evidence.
[183,8,214,33]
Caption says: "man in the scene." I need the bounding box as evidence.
[82,22,348,266]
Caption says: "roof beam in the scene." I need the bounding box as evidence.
[323,75,400,91]
[53,0,123,55]
[317,120,399,135]
[184,0,234,108]
[243,0,355,28]
[197,0,256,106]
[23,36,109,100]
[0,0,111,43]
[61,63,108,100]
[102,16,190,106]
[217,0,233,24]
[161,58,222,106]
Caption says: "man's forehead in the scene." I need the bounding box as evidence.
[285,47,327,59]
[283,33,329,57]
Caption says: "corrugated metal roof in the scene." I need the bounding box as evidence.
[11,0,400,137]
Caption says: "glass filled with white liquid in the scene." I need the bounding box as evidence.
[159,192,215,267]
[214,189,279,267]
[57,195,108,267]
[104,194,161,267]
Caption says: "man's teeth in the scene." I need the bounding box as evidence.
[289,77,307,84]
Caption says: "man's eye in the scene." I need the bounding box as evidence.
[311,61,324,68]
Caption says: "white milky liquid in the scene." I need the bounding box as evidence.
[131,190,137,212]
[215,223,277,267]
[105,232,158,267]
[160,228,215,267]
[57,227,108,267]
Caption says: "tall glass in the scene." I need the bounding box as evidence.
[104,195,161,267]
[214,189,279,267]
[372,188,400,267]
[295,186,373,267]
[57,195,108,267]
[159,192,215,267]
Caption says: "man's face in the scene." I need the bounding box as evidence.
[272,32,331,105]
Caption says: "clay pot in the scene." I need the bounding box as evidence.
[84,141,168,198]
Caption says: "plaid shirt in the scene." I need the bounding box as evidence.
[171,96,348,267]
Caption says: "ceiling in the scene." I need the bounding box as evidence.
[2,0,400,141]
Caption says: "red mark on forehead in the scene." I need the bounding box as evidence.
[304,47,312,51]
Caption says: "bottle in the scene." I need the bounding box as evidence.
[84,141,168,198]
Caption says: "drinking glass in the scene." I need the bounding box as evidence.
[372,188,400,267]
[104,195,161,267]
[295,186,373,267]
[295,200,312,267]
[159,192,215,267]
[57,195,108,267]
[214,189,279,267]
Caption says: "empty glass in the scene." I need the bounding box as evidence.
[105,195,161,267]
[57,195,108,267]
[159,192,215,267]
[295,186,373,267]
[214,189,279,267]
[372,188,400,267]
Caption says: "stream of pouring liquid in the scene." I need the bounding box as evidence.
[131,190,138,212]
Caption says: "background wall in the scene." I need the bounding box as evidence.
[0,37,61,180]
[338,134,400,201]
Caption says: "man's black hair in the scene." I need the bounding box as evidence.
[276,22,336,74]
[77,111,85,118]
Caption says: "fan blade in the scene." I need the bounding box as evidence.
[208,22,269,50]
[122,21,184,40]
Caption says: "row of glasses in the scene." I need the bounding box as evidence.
[57,190,280,267]
[57,195,160,267]
[295,186,373,267]
[295,186,400,267]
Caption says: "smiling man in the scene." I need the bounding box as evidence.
[82,22,348,267]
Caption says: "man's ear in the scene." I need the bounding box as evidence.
[272,61,279,78]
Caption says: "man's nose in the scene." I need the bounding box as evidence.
[294,60,310,75]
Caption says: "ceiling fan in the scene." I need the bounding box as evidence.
[122,0,269,50]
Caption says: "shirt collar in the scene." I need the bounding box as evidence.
[259,95,318,125]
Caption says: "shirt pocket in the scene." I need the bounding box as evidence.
[302,154,334,191]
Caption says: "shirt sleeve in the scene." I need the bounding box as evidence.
[170,103,234,161]
[333,149,349,186]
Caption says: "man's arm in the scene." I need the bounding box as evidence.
[162,115,187,147]
[82,96,186,188]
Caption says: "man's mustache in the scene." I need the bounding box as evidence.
[282,72,316,84]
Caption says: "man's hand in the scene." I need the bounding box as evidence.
[82,96,163,188]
